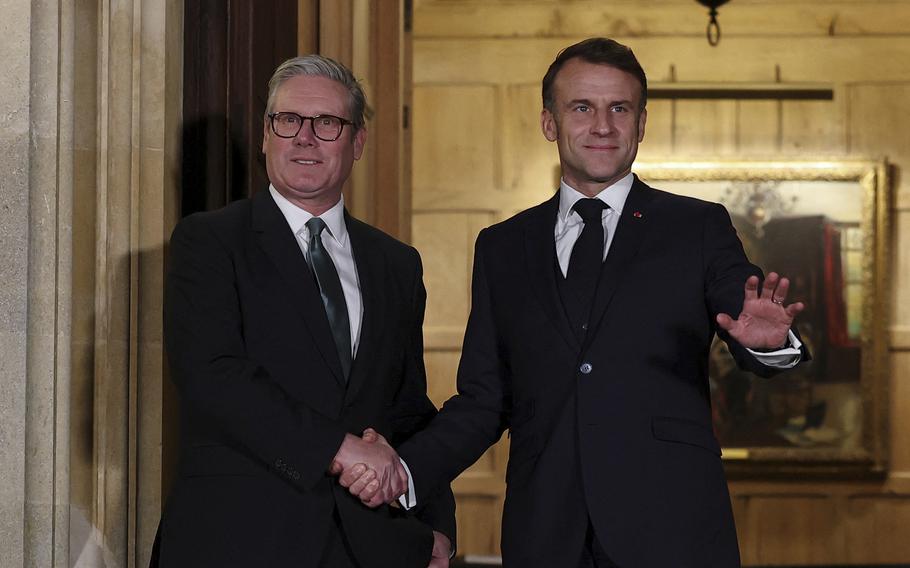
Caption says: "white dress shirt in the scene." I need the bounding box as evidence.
[556,173,802,367]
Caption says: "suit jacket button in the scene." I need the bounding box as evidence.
[580,362,593,374]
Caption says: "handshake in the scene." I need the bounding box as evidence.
[329,428,408,508]
[329,429,454,566]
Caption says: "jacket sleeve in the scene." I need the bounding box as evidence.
[387,250,457,546]
[165,214,347,490]
[397,230,511,504]
[702,203,810,377]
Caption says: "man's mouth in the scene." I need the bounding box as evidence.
[292,159,320,165]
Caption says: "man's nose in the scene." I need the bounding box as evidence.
[293,119,318,145]
[590,111,614,136]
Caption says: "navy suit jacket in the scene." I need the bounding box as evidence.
[400,177,807,567]
[158,189,455,567]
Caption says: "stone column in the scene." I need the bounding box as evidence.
[86,0,183,565]
[0,0,74,566]
[1,0,181,566]
[0,0,34,561]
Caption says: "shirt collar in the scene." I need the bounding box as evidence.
[268,185,348,247]
[557,172,635,223]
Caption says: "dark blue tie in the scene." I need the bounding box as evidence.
[305,217,352,381]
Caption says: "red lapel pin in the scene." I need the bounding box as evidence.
[633,211,643,218]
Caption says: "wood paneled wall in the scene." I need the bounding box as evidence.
[410,0,910,563]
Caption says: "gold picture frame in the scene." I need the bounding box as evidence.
[635,158,891,478]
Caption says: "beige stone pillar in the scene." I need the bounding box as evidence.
[84,0,182,565]
[0,0,34,561]
[0,0,74,566]
[1,0,181,566]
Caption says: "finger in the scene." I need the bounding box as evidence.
[785,301,805,317]
[760,272,779,301]
[362,427,378,443]
[328,460,343,475]
[771,277,790,305]
[362,477,393,507]
[365,491,387,509]
[349,470,378,497]
[368,480,399,508]
[432,533,451,558]
[339,463,368,488]
[357,478,381,503]
[716,313,734,331]
[743,275,760,301]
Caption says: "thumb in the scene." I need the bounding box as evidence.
[328,460,343,475]
[716,313,734,331]
[362,427,379,443]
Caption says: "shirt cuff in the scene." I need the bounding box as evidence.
[397,457,417,510]
[746,330,802,368]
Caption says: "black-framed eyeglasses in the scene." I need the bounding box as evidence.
[268,112,353,142]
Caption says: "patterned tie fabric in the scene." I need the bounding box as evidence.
[565,198,608,336]
[305,217,352,381]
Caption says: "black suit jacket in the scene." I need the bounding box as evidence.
[158,189,455,567]
[400,177,807,567]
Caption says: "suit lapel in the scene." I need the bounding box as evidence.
[525,193,580,352]
[343,214,380,403]
[251,190,346,385]
[583,177,654,351]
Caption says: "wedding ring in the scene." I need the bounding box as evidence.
[772,298,784,305]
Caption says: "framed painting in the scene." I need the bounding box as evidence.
[635,159,891,477]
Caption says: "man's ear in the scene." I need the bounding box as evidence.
[541,108,558,142]
[352,126,367,161]
[262,117,270,154]
[637,107,647,143]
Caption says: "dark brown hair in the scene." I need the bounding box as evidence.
[542,37,647,113]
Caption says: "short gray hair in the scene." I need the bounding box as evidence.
[265,54,367,132]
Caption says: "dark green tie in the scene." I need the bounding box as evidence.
[305,217,352,381]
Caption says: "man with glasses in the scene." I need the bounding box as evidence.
[157,55,454,567]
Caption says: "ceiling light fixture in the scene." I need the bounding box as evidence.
[696,0,731,46]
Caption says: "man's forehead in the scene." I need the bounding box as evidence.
[274,75,348,107]
[553,61,642,102]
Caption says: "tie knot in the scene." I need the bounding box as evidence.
[305,216,327,237]
[573,198,607,224]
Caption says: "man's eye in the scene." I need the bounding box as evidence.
[611,105,628,113]
[281,114,300,124]
[317,117,334,126]
[574,105,590,112]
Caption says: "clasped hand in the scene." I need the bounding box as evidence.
[716,272,805,349]
[329,430,453,566]
[329,428,407,508]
